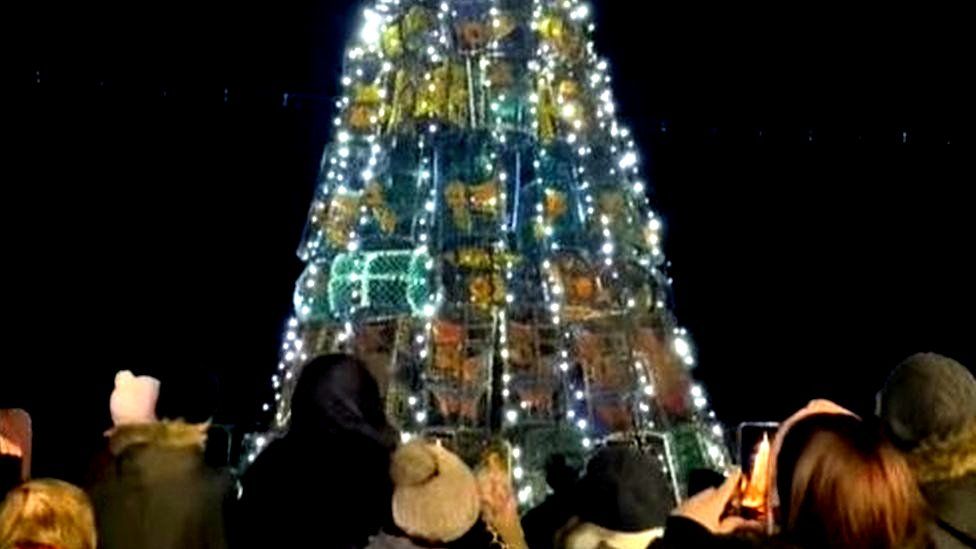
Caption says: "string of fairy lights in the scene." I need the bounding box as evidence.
[249,0,729,481]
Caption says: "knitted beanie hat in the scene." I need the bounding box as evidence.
[879,353,976,450]
[576,446,673,533]
[390,441,481,543]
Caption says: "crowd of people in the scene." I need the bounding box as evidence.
[1,352,974,549]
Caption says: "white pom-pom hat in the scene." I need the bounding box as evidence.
[109,370,161,426]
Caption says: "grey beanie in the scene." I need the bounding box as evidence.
[879,353,976,450]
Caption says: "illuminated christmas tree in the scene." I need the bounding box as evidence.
[248,0,728,505]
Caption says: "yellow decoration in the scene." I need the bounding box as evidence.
[446,63,469,126]
[444,179,500,231]
[362,181,398,235]
[544,189,568,223]
[375,206,397,234]
[558,79,583,101]
[347,85,385,132]
[381,24,404,58]
[469,274,506,308]
[387,70,416,132]
[456,248,493,270]
[363,181,386,208]
[537,78,558,143]
[414,65,449,120]
[445,182,472,231]
[537,14,583,60]
[468,180,500,216]
[323,193,360,247]
[347,105,374,131]
[453,248,521,271]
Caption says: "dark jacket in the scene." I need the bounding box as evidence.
[89,420,233,549]
[923,474,976,548]
[365,521,507,549]
[235,355,397,549]
[651,517,798,549]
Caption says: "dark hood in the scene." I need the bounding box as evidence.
[288,354,397,450]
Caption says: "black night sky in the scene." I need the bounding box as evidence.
[10,1,974,481]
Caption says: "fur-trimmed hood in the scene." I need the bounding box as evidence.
[106,420,208,457]
[909,419,976,484]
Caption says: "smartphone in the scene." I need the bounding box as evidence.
[737,422,779,470]
[736,422,780,522]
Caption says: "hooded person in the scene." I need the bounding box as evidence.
[520,455,579,549]
[366,441,504,549]
[878,353,976,548]
[88,369,233,549]
[559,446,673,549]
[235,354,398,549]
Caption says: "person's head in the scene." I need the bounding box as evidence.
[108,370,160,427]
[289,354,394,447]
[878,352,976,483]
[390,441,481,544]
[545,454,578,494]
[564,446,671,549]
[0,479,96,549]
[776,415,928,549]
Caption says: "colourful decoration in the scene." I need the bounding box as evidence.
[327,250,431,317]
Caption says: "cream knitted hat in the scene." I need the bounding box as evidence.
[391,441,481,543]
[109,370,161,426]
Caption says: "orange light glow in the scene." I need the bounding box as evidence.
[741,433,771,513]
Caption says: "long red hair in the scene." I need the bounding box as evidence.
[785,420,929,548]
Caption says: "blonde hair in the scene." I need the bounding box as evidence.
[0,479,96,549]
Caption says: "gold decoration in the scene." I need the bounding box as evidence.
[557,79,583,101]
[537,14,584,60]
[598,191,627,218]
[537,78,558,143]
[347,85,385,132]
[387,69,416,132]
[445,181,472,231]
[486,61,515,90]
[447,63,469,126]
[457,20,490,51]
[456,248,493,270]
[374,206,397,234]
[469,274,506,308]
[323,193,360,247]
[543,188,568,223]
[569,276,596,302]
[468,179,500,215]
